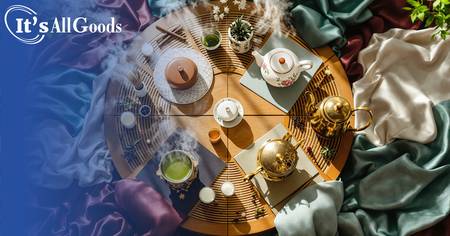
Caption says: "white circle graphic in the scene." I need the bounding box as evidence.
[4,5,45,45]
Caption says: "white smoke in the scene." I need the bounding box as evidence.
[252,0,292,36]
[39,0,116,23]
[151,0,210,16]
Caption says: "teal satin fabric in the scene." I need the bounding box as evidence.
[339,100,450,236]
[275,101,450,235]
[290,0,374,48]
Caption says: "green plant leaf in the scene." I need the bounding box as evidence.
[433,0,441,8]
[425,16,434,26]
[418,12,426,20]
[440,30,448,39]
[407,0,421,7]
[406,0,450,40]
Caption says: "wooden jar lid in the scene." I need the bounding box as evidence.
[165,57,198,90]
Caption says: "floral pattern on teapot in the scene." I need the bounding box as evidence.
[253,48,313,88]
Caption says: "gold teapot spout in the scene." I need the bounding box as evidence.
[282,132,304,150]
[243,166,263,182]
[305,91,316,114]
[293,138,305,150]
[282,132,292,141]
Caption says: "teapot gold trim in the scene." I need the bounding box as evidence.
[305,91,373,138]
[243,132,303,182]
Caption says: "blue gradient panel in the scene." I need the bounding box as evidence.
[1,0,34,234]
[0,0,128,234]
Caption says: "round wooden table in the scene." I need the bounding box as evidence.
[104,2,354,235]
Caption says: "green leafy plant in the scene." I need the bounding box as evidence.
[230,16,254,41]
[403,0,450,39]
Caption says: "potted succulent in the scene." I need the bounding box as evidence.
[228,16,254,53]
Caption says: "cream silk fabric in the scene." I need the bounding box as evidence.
[353,28,450,146]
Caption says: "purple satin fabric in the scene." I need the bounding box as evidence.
[339,0,421,83]
[32,0,155,73]
[27,1,183,235]
[30,179,182,236]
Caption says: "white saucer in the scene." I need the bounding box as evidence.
[213,98,244,128]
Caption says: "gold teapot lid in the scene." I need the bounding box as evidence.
[258,139,298,177]
[322,96,352,122]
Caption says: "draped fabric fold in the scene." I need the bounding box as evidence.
[30,179,181,236]
[354,28,450,146]
[275,101,450,236]
[275,181,344,236]
[28,69,113,188]
[289,0,421,82]
[28,0,154,188]
[340,100,450,236]
[289,0,375,48]
[339,0,420,82]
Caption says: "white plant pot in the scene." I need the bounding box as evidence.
[228,20,254,54]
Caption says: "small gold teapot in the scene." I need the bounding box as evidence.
[305,91,373,138]
[244,132,302,182]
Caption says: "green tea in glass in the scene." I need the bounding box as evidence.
[201,27,222,51]
[157,150,196,184]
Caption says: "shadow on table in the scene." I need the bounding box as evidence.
[173,78,215,116]
[206,44,233,72]
[211,138,231,162]
[224,119,254,149]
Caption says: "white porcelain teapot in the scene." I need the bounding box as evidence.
[252,48,313,87]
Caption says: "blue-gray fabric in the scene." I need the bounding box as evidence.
[275,181,344,236]
[28,69,113,188]
[275,100,450,236]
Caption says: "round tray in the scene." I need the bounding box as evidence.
[104,2,354,235]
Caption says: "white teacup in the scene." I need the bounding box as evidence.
[120,111,136,129]
[221,181,235,197]
[199,187,215,204]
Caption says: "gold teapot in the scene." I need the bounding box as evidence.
[244,133,302,182]
[305,91,373,138]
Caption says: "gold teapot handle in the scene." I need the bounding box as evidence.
[347,107,373,132]
[305,91,316,114]
[243,166,263,182]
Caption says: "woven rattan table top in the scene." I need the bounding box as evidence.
[104,2,354,235]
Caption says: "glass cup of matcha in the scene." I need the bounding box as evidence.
[201,26,222,51]
[158,150,197,185]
